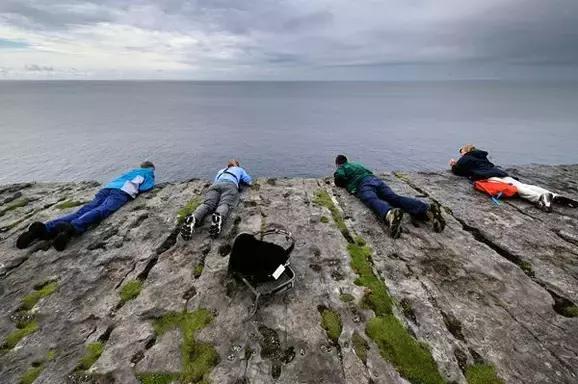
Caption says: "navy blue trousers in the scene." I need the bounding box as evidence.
[46,188,130,234]
[356,176,428,219]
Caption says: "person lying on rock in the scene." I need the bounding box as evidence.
[449,144,577,212]
[180,159,252,239]
[334,155,445,238]
[16,161,156,251]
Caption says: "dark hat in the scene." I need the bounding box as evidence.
[335,155,348,165]
[140,161,155,169]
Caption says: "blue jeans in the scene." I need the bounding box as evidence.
[46,188,131,234]
[356,176,428,219]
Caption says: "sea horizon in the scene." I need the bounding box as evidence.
[1,80,577,184]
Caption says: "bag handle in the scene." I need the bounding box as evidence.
[259,228,295,257]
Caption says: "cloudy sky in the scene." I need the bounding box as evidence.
[1,0,577,80]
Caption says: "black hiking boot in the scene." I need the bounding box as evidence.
[52,223,76,252]
[209,213,222,238]
[16,222,48,249]
[180,215,196,241]
[384,208,403,239]
[553,195,578,208]
[426,202,446,233]
[537,193,554,213]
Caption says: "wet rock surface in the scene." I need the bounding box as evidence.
[0,165,577,384]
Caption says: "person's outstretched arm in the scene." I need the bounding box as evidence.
[334,168,347,188]
[240,169,252,186]
[138,172,155,193]
[451,157,469,177]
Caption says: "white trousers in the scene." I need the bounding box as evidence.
[489,176,555,203]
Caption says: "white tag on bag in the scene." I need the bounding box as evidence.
[272,265,285,280]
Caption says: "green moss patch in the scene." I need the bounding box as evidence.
[351,331,369,364]
[77,342,104,371]
[3,282,59,352]
[20,365,43,384]
[319,307,342,344]
[465,363,504,384]
[21,281,58,311]
[142,309,218,384]
[347,239,394,316]
[19,350,55,384]
[119,279,143,304]
[339,293,355,303]
[46,349,56,361]
[177,198,202,224]
[55,200,85,210]
[313,190,353,242]
[1,198,29,215]
[193,264,204,279]
[2,320,39,351]
[518,261,535,277]
[366,316,445,384]
[137,373,178,384]
[320,216,329,224]
[560,305,578,317]
[345,234,444,383]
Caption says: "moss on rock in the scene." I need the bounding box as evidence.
[560,305,578,317]
[137,372,178,384]
[346,234,444,384]
[177,198,201,224]
[339,293,355,303]
[313,190,353,242]
[1,198,29,216]
[319,307,342,344]
[366,316,445,384]
[347,239,394,316]
[20,365,43,384]
[465,363,504,384]
[192,264,204,279]
[77,342,104,371]
[21,281,58,311]
[143,309,218,384]
[351,331,369,364]
[19,350,56,384]
[1,320,39,351]
[55,200,86,210]
[119,279,143,304]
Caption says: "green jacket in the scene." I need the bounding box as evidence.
[334,162,373,194]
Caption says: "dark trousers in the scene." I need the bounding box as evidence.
[356,176,428,219]
[45,188,130,234]
[193,181,239,223]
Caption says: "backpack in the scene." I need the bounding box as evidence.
[228,230,295,282]
[473,179,518,199]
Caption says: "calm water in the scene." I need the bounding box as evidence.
[0,81,577,184]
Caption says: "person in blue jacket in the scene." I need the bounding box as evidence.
[181,159,251,239]
[16,161,156,251]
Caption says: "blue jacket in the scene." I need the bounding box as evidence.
[214,166,252,188]
[104,167,155,198]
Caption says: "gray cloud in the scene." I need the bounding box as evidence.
[1,0,577,79]
[25,64,54,72]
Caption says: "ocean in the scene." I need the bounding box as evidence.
[0,80,577,184]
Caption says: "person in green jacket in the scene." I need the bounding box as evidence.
[334,155,445,238]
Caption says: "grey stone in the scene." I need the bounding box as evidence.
[0,166,577,384]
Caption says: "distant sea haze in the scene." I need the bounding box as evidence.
[0,80,577,184]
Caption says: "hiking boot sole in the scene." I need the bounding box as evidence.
[180,215,195,241]
[209,214,222,238]
[430,202,446,233]
[554,195,578,208]
[387,209,403,239]
[538,193,554,213]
